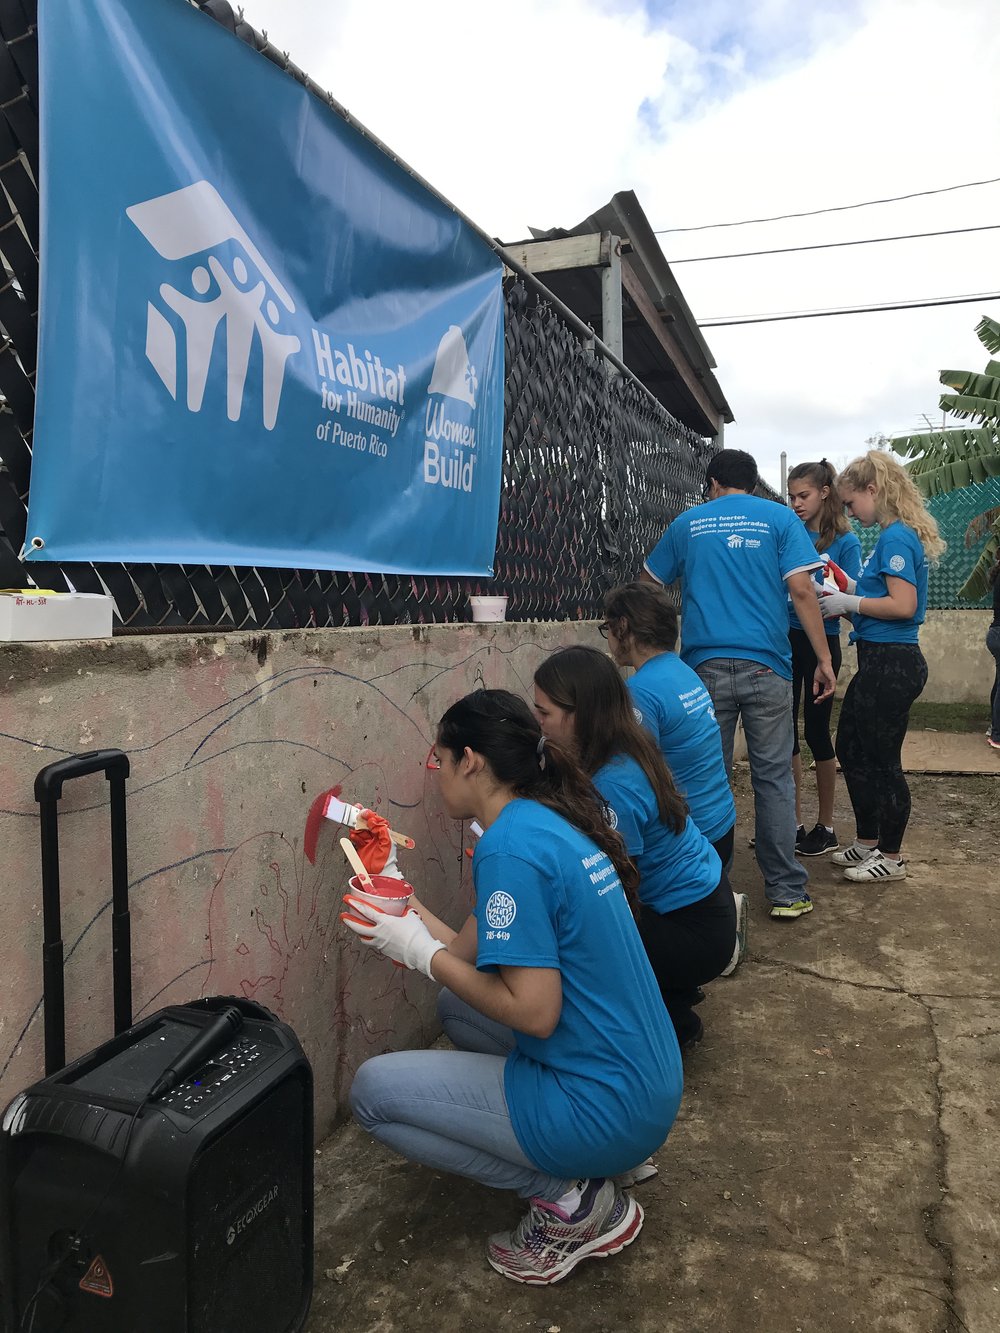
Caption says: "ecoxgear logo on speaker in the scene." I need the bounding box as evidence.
[226,1184,279,1245]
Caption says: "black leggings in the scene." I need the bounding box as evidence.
[835,641,927,854]
[790,627,842,759]
[638,873,737,1045]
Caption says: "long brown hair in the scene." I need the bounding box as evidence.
[787,458,848,552]
[534,646,688,835]
[437,689,639,897]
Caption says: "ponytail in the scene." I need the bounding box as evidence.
[437,690,639,898]
[787,458,847,552]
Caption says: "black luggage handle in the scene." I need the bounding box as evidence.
[35,750,132,1075]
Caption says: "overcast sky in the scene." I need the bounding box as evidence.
[244,0,1000,492]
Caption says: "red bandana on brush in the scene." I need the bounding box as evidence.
[348,810,392,875]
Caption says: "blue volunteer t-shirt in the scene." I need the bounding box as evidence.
[645,494,822,679]
[592,754,721,914]
[626,653,735,843]
[851,520,927,644]
[788,529,864,635]
[473,799,682,1180]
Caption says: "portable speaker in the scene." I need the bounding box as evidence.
[0,751,314,1332]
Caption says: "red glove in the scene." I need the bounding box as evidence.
[349,809,392,875]
[822,556,854,594]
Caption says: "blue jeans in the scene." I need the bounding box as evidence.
[988,624,1000,743]
[695,658,808,907]
[349,990,573,1202]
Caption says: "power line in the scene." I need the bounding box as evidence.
[654,175,1000,234]
[700,290,1000,328]
[670,222,1000,264]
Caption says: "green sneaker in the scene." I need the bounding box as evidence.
[769,898,814,919]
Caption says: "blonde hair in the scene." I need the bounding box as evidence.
[837,451,946,561]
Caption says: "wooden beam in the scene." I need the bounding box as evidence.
[503,233,605,274]
[619,261,722,434]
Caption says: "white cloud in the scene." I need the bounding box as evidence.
[244,0,1000,489]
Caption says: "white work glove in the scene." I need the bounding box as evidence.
[819,589,862,619]
[341,897,446,978]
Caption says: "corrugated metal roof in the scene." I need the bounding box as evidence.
[519,190,734,435]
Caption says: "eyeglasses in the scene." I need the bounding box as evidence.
[425,746,441,771]
[597,622,611,639]
[701,478,713,501]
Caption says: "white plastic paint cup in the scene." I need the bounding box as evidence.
[469,596,508,622]
[347,874,413,917]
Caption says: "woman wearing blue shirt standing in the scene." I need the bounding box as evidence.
[533,647,736,1053]
[343,690,682,1285]
[820,451,946,882]
[786,460,863,857]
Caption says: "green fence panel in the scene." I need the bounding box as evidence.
[852,477,1000,610]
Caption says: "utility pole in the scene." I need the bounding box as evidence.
[779,450,787,498]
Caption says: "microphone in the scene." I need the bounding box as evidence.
[149,1006,243,1101]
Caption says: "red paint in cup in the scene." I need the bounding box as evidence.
[347,874,413,917]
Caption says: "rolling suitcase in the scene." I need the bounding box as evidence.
[0,750,314,1332]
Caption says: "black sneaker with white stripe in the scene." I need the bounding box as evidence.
[797,824,839,857]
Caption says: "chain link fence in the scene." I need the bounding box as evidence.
[0,0,720,631]
[852,476,1000,610]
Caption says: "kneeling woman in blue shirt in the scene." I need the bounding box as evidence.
[533,646,737,1050]
[344,690,682,1286]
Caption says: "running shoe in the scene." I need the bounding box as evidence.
[769,898,814,919]
[831,841,878,867]
[797,824,839,857]
[613,1157,659,1188]
[988,737,1000,751]
[486,1179,643,1284]
[679,1015,704,1054]
[842,851,906,882]
[720,892,749,975]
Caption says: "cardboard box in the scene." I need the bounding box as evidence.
[0,590,114,641]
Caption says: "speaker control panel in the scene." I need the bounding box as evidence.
[158,1037,266,1117]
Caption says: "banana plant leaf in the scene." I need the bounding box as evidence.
[939,393,1000,421]
[938,370,1000,403]
[975,315,1000,355]
[964,506,1000,547]
[958,529,1000,601]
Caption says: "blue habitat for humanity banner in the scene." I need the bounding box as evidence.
[26,0,505,575]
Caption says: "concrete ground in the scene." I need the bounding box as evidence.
[305,765,1000,1333]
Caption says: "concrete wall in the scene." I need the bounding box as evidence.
[836,609,994,703]
[0,623,597,1139]
[1,608,989,1138]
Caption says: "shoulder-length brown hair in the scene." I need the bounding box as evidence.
[534,646,688,834]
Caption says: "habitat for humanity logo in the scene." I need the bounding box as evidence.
[126,181,300,431]
[424,324,479,493]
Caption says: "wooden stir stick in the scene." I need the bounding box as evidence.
[340,836,376,892]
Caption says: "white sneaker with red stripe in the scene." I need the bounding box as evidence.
[486,1178,643,1284]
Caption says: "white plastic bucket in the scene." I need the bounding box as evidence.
[469,596,508,623]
